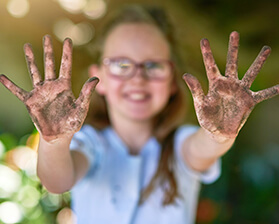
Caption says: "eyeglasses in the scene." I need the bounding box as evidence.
[102,57,173,81]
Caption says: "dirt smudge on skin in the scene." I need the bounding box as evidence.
[202,104,220,117]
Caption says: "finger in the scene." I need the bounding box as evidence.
[75,77,99,110]
[0,74,29,102]
[242,46,271,88]
[225,31,239,78]
[183,73,205,102]
[59,38,73,80]
[200,38,221,86]
[24,43,42,86]
[253,84,279,104]
[43,35,56,80]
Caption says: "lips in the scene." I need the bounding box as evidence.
[124,91,150,102]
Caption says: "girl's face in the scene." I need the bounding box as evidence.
[93,23,175,124]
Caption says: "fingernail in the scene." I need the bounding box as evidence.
[89,77,99,82]
[200,38,209,47]
[263,45,271,53]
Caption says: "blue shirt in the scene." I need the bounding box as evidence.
[70,125,221,224]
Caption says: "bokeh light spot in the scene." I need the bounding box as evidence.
[0,141,5,159]
[12,146,37,177]
[26,132,40,151]
[57,207,77,224]
[41,192,62,212]
[57,0,87,13]
[53,18,94,46]
[17,185,40,208]
[6,0,30,18]
[83,0,107,19]
[0,201,23,224]
[0,164,21,198]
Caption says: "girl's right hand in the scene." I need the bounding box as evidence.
[0,35,99,142]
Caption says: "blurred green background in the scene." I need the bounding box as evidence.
[0,0,279,223]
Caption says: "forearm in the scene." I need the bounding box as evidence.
[37,135,77,193]
[182,128,235,172]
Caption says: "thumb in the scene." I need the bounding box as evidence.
[182,73,205,102]
[75,77,99,109]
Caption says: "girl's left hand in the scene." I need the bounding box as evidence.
[183,31,279,140]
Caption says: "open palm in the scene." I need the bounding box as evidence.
[0,36,98,142]
[183,31,279,139]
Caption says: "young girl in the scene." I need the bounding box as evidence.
[1,5,279,224]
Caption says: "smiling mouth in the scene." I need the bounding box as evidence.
[126,92,150,101]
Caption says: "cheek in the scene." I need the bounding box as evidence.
[152,82,173,103]
[96,73,117,94]
[101,79,123,100]
[95,80,106,95]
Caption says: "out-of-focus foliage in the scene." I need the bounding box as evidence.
[197,143,279,224]
[0,131,74,224]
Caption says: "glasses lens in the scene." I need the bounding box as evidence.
[108,58,133,77]
[104,58,172,80]
[144,61,171,79]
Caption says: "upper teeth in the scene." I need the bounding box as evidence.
[129,93,145,100]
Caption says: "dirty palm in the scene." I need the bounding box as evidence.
[0,31,278,142]
[0,36,99,142]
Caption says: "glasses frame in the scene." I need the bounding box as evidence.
[102,57,174,81]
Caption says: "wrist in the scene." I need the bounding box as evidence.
[203,129,236,144]
[197,129,235,158]
[39,133,74,146]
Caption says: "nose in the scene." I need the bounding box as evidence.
[131,65,148,81]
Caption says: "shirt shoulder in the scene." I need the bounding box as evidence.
[70,124,105,174]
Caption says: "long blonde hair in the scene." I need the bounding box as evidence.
[86,4,188,205]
